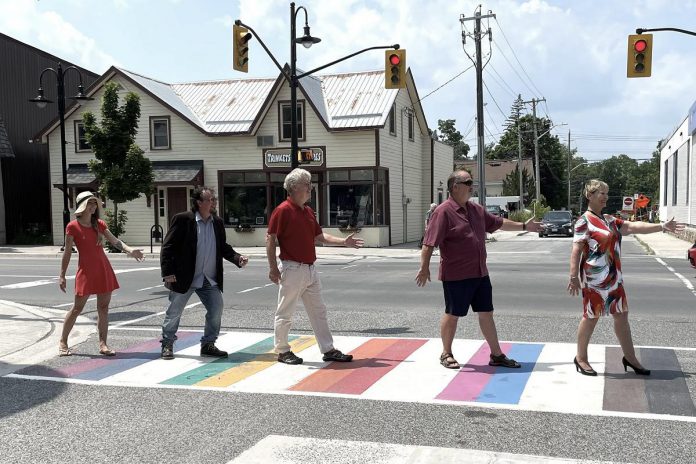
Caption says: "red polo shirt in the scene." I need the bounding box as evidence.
[268,199,322,264]
[423,197,503,281]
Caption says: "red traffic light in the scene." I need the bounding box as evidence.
[389,53,401,66]
[634,39,648,53]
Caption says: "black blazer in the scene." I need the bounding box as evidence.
[160,211,241,294]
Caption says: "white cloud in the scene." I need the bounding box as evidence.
[0,0,118,73]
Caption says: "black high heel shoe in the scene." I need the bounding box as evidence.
[573,357,597,376]
[622,357,650,376]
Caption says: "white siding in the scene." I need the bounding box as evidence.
[659,117,693,224]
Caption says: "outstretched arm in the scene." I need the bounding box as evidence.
[103,229,144,261]
[315,232,364,248]
[621,217,684,236]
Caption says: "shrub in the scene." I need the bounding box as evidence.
[104,208,127,252]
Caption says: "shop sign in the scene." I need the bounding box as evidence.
[263,147,325,168]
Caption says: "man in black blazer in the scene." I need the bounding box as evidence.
[160,186,248,360]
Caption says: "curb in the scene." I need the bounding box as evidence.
[634,236,655,255]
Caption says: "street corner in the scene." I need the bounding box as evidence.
[0,300,93,376]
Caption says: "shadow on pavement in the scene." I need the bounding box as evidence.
[0,364,67,420]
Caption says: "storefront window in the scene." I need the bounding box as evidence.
[327,168,387,227]
[223,185,266,226]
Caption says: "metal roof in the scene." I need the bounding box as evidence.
[116,67,398,134]
[63,161,203,186]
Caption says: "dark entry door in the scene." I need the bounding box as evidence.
[167,187,188,226]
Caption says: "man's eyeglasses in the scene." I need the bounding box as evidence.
[454,180,474,187]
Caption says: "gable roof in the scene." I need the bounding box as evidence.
[38,65,429,140]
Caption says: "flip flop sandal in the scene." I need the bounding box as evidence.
[489,353,521,368]
[99,348,116,357]
[58,347,73,357]
[440,352,460,369]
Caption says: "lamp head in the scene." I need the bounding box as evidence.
[296,25,321,48]
[70,84,94,102]
[29,87,53,109]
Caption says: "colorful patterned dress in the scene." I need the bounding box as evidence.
[65,219,120,296]
[573,211,627,318]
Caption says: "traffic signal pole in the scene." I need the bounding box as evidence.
[461,7,495,206]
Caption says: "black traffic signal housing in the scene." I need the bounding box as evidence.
[627,33,652,78]
[233,25,252,72]
[298,148,314,164]
[385,49,406,89]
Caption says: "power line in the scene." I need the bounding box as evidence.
[493,17,544,97]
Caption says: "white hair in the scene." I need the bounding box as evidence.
[284,168,311,192]
[430,203,438,209]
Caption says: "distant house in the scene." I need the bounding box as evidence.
[37,66,453,247]
[457,158,533,197]
[0,32,99,244]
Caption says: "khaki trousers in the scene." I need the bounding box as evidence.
[274,260,334,354]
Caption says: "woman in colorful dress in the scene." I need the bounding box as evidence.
[58,191,144,356]
[567,179,683,376]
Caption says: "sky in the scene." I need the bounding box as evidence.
[3,0,696,161]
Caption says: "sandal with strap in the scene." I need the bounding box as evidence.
[322,349,353,362]
[58,346,73,357]
[440,352,460,369]
[489,353,521,368]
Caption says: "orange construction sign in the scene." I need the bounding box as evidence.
[635,194,650,209]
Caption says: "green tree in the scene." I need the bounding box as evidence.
[83,82,154,238]
[437,119,470,160]
[502,165,535,206]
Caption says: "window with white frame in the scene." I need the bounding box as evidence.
[663,159,668,206]
[327,168,388,227]
[407,111,414,141]
[74,121,90,152]
[279,101,304,142]
[672,152,678,206]
[150,116,171,150]
[389,104,396,135]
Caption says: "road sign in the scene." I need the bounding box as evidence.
[622,196,634,211]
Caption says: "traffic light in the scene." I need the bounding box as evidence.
[627,33,652,78]
[233,24,252,72]
[297,148,313,164]
[385,49,406,89]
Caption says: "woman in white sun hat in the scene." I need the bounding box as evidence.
[58,191,144,356]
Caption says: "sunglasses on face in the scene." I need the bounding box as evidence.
[455,179,474,187]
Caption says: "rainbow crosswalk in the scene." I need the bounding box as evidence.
[8,331,696,421]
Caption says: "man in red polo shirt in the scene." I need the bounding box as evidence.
[267,168,364,365]
[416,170,542,370]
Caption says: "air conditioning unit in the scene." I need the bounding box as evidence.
[257,135,274,147]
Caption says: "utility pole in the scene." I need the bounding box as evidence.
[567,129,571,211]
[521,97,546,208]
[517,94,524,211]
[461,7,495,206]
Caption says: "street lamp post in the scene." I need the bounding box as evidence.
[236,4,398,172]
[30,63,93,247]
[290,2,321,169]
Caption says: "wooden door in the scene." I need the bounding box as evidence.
[167,187,188,226]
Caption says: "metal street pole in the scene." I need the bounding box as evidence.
[567,129,571,211]
[30,63,92,247]
[517,99,523,211]
[290,2,300,169]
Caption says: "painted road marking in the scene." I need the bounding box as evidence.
[228,435,618,464]
[0,267,159,289]
[7,332,696,422]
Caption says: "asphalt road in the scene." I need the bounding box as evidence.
[1,235,695,463]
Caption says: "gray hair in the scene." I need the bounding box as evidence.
[430,203,438,209]
[583,179,608,199]
[284,168,311,193]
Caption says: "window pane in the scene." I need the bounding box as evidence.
[329,170,349,182]
[270,173,286,183]
[245,172,266,183]
[351,169,373,181]
[374,184,385,225]
[223,186,267,226]
[222,172,244,184]
[377,169,386,182]
[328,184,373,227]
[153,120,169,147]
[77,123,90,150]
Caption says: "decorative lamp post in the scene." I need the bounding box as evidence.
[290,2,321,169]
[30,63,93,247]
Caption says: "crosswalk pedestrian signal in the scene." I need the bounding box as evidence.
[385,49,406,89]
[627,34,652,78]
[298,148,314,164]
[233,24,252,73]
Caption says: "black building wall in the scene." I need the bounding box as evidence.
[0,32,99,243]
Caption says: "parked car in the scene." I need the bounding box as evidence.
[539,210,574,237]
[485,205,508,218]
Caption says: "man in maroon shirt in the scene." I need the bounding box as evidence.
[267,168,364,365]
[416,170,542,369]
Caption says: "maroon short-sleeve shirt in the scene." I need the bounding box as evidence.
[423,197,503,281]
[267,199,322,264]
